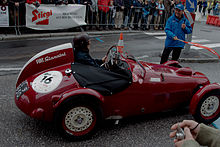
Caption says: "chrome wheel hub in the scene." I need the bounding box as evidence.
[201,96,219,117]
[65,107,93,132]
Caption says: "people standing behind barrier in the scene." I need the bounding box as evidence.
[213,1,219,16]
[202,0,207,16]
[90,0,99,29]
[170,0,181,15]
[197,0,203,13]
[82,0,92,30]
[114,0,124,29]
[154,0,164,30]
[164,0,172,22]
[152,1,159,30]
[170,120,220,147]
[207,0,212,14]
[132,0,143,30]
[123,0,132,30]
[8,0,26,26]
[147,0,157,30]
[26,0,41,7]
[54,0,68,5]
[108,0,116,30]
[212,0,217,15]
[0,0,9,33]
[141,0,150,30]
[98,0,110,30]
[160,3,192,64]
[0,0,8,6]
[42,0,54,4]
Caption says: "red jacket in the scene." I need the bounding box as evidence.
[98,0,110,13]
[26,0,41,4]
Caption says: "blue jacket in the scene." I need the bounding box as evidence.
[165,13,192,48]
[142,4,150,16]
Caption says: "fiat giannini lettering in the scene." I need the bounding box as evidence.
[36,52,66,64]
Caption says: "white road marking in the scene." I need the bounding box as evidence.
[191,39,210,43]
[0,68,21,71]
[144,32,166,35]
[155,36,166,40]
[191,43,220,50]
[155,36,197,40]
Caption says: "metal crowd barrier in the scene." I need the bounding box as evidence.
[0,4,171,35]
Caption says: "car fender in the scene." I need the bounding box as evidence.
[190,83,220,115]
[53,88,104,109]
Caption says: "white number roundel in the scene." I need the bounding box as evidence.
[32,71,63,93]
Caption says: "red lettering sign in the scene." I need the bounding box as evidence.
[32,9,52,25]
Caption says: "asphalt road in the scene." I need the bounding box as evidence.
[0,22,220,146]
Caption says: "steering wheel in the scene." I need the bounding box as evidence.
[101,45,120,69]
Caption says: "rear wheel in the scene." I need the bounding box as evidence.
[55,98,102,141]
[193,90,220,124]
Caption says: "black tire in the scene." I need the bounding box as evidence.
[54,97,102,141]
[193,90,220,124]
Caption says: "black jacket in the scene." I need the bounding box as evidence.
[74,50,103,67]
[149,1,157,15]
[124,0,131,8]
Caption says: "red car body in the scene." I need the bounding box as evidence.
[15,43,220,140]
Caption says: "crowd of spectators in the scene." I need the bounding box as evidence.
[0,0,219,31]
[197,0,219,16]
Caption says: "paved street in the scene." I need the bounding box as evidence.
[0,21,220,146]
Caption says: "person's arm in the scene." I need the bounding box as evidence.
[196,123,220,147]
[165,18,176,40]
[182,139,200,147]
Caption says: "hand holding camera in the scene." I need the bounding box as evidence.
[170,120,200,147]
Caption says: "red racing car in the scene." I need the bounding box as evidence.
[15,43,220,141]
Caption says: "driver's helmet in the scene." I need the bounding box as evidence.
[73,33,90,52]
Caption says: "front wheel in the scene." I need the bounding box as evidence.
[55,98,102,141]
[193,90,220,124]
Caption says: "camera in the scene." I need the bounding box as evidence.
[175,124,185,140]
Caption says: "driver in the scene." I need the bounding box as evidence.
[73,33,107,68]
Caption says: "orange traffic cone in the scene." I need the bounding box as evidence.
[117,33,124,53]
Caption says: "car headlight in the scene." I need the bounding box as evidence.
[16,81,29,100]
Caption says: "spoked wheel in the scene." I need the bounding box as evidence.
[194,90,220,124]
[55,98,102,141]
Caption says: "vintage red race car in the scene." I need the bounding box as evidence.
[15,43,220,141]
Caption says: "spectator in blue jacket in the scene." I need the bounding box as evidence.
[160,3,192,64]
[141,0,150,30]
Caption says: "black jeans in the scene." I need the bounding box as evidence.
[160,47,183,64]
